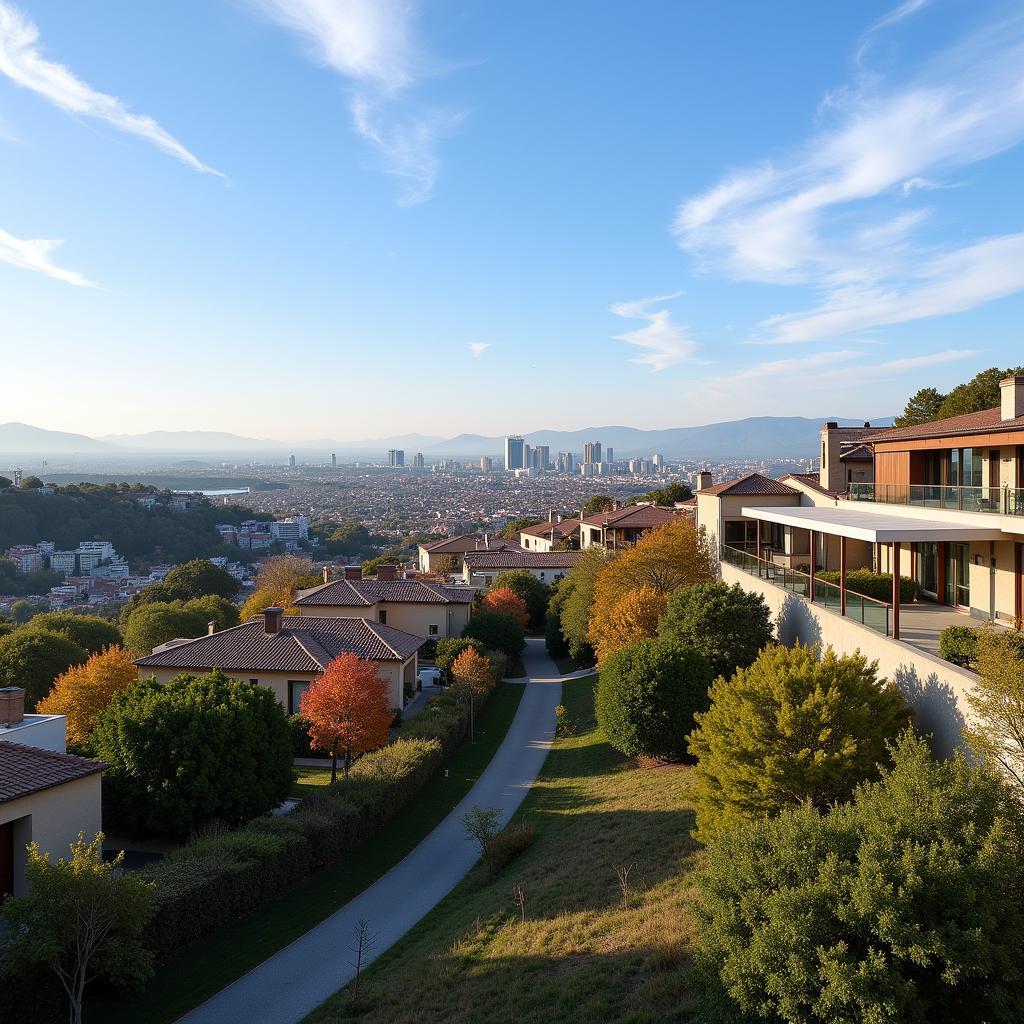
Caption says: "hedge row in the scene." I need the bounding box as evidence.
[816,568,921,603]
[140,692,470,958]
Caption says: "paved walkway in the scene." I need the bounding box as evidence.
[178,638,567,1024]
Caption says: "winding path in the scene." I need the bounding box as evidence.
[177,638,573,1024]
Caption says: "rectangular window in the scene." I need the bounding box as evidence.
[378,609,387,624]
[288,680,310,715]
[428,624,439,636]
[249,678,258,686]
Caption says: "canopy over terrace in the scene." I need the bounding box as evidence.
[740,505,1004,639]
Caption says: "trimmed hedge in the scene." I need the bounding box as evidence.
[139,692,471,958]
[816,568,920,603]
[939,625,979,667]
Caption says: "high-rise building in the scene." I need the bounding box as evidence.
[606,447,614,465]
[532,445,550,471]
[480,456,493,471]
[331,453,337,468]
[504,435,525,471]
[653,453,664,468]
[388,449,405,467]
[288,454,296,469]
[584,441,602,465]
[414,452,425,470]
[565,453,575,474]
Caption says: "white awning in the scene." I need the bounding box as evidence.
[740,505,1005,543]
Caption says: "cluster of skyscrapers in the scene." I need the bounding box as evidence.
[504,435,634,476]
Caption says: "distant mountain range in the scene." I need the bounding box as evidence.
[0,417,893,460]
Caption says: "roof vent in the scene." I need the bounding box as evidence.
[263,607,284,635]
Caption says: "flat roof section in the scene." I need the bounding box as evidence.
[740,505,1006,544]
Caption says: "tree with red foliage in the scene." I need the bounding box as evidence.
[482,587,529,629]
[300,653,394,782]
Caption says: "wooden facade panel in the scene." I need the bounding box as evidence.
[875,450,910,488]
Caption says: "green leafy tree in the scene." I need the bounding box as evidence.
[687,644,911,844]
[0,833,155,1024]
[544,579,572,659]
[20,474,44,489]
[558,546,608,664]
[595,639,712,759]
[0,628,88,709]
[894,385,946,427]
[127,558,240,610]
[121,596,238,656]
[9,598,36,623]
[435,636,487,683]
[463,611,525,657]
[630,481,693,506]
[936,365,1024,420]
[695,733,1024,1024]
[657,581,773,680]
[23,612,123,655]
[580,495,615,518]
[93,670,293,836]
[493,569,549,630]
[500,516,541,540]
[0,475,12,488]
[324,521,372,555]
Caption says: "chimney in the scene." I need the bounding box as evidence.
[1000,376,1024,421]
[344,565,363,580]
[696,470,713,491]
[549,509,556,522]
[207,621,216,636]
[819,422,842,493]
[377,563,398,581]
[263,607,284,635]
[863,421,871,429]
[0,687,25,727]
[323,566,331,584]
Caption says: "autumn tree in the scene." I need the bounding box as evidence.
[589,584,668,665]
[493,569,549,628]
[240,554,317,619]
[450,647,495,742]
[432,553,459,576]
[37,646,138,748]
[481,587,530,629]
[558,546,610,664]
[301,653,394,782]
[0,833,155,1024]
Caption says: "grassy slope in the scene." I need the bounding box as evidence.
[94,682,525,1024]
[291,765,334,797]
[305,676,703,1024]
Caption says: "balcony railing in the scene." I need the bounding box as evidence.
[848,481,1024,515]
[721,544,891,637]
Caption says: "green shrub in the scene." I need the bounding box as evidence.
[695,733,1024,1024]
[435,637,486,683]
[596,639,713,760]
[816,567,920,603]
[487,650,509,681]
[485,820,536,875]
[22,612,122,654]
[463,611,525,656]
[939,624,979,666]
[288,712,329,757]
[0,628,88,709]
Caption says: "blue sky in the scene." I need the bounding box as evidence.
[1,0,1023,442]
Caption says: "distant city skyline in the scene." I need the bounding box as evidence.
[2,1,1023,437]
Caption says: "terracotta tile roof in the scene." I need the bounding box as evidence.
[0,742,104,804]
[135,616,425,672]
[420,536,521,554]
[698,473,799,497]
[462,550,583,570]
[294,579,474,607]
[868,406,1024,443]
[578,504,681,528]
[518,519,581,539]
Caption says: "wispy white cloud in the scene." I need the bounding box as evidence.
[247,0,459,204]
[0,1,225,179]
[609,291,698,371]
[467,341,489,357]
[674,10,1024,342]
[0,226,94,287]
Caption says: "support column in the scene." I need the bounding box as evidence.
[809,530,816,602]
[892,541,901,639]
[840,535,847,616]
[756,519,762,570]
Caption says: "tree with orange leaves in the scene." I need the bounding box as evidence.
[481,587,529,629]
[37,645,138,748]
[451,647,495,742]
[300,653,394,782]
[589,585,668,665]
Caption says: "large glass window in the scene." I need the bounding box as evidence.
[288,680,310,715]
[917,543,938,596]
[945,544,970,608]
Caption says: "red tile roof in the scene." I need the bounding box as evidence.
[294,579,474,608]
[698,473,799,497]
[0,742,104,804]
[462,550,583,570]
[578,504,681,528]
[518,519,581,539]
[135,616,425,672]
[420,536,522,554]
[781,472,837,497]
[868,406,1024,443]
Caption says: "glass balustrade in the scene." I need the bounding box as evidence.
[848,482,1010,514]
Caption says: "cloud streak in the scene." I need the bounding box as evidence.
[247,0,458,204]
[609,292,698,371]
[674,9,1024,343]
[0,226,93,286]
[0,1,224,178]
[467,341,489,357]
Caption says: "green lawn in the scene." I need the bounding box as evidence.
[93,682,525,1024]
[303,675,703,1024]
[291,765,334,798]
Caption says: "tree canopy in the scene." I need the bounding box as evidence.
[481,587,530,629]
[630,482,693,506]
[22,612,123,655]
[894,365,1024,426]
[589,584,667,665]
[493,569,549,629]
[121,595,239,656]
[128,558,240,608]
[462,611,525,657]
[580,495,615,518]
[0,629,88,709]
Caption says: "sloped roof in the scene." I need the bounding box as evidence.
[0,742,104,804]
[518,519,581,539]
[420,536,522,554]
[578,504,680,528]
[294,579,474,608]
[780,472,838,498]
[699,473,799,497]
[839,443,874,461]
[135,616,425,671]
[868,406,1024,443]
[462,550,583,570]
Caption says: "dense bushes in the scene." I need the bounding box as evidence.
[695,733,1024,1023]
[492,570,549,630]
[21,612,123,654]
[939,624,979,666]
[816,567,920,602]
[140,691,473,958]
[463,611,525,656]
[596,639,713,760]
[435,637,487,683]
[94,670,294,837]
[120,595,240,656]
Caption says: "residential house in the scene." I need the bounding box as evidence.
[518,514,580,552]
[135,606,426,713]
[462,549,583,587]
[417,535,521,574]
[577,503,681,550]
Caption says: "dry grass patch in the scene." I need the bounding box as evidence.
[305,676,703,1024]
